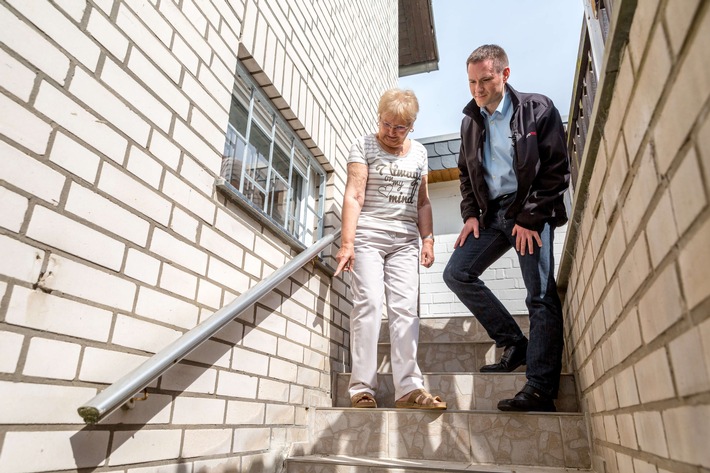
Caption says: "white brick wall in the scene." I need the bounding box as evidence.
[0,430,110,472]
[0,6,70,85]
[109,429,182,466]
[0,43,37,101]
[49,132,102,184]
[0,330,23,373]
[23,338,81,380]
[0,0,395,470]
[0,140,65,204]
[0,187,28,232]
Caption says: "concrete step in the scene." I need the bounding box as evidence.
[377,341,523,373]
[286,454,593,472]
[378,316,530,344]
[308,408,590,470]
[376,341,569,374]
[334,372,579,412]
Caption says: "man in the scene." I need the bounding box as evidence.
[443,44,569,412]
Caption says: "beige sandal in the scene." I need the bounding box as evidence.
[351,392,377,408]
[395,388,447,410]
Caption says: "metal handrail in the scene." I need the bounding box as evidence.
[78,229,341,424]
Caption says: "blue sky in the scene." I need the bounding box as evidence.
[399,0,584,139]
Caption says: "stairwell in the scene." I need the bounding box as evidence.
[286,315,591,472]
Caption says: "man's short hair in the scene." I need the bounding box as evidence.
[466,44,509,73]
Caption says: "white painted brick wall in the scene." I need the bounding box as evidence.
[66,182,150,246]
[216,370,259,399]
[124,248,161,285]
[41,254,136,311]
[160,363,217,395]
[1,92,52,155]
[127,48,190,118]
[185,339,231,368]
[159,263,198,298]
[0,381,97,424]
[0,140,65,204]
[226,400,266,424]
[111,314,182,354]
[126,146,164,189]
[79,347,148,384]
[6,285,113,341]
[69,69,151,146]
[7,0,100,71]
[265,403,295,425]
[232,427,270,453]
[49,132,102,184]
[182,428,233,458]
[53,0,86,21]
[172,397,225,424]
[0,235,44,283]
[169,206,199,241]
[207,257,252,292]
[0,48,35,101]
[23,338,81,380]
[0,430,110,472]
[86,10,129,62]
[196,278,223,309]
[27,205,125,271]
[116,5,181,82]
[109,429,182,466]
[0,330,23,373]
[257,378,289,402]
[0,6,70,84]
[162,172,216,223]
[0,0,397,470]
[0,186,28,232]
[135,286,199,329]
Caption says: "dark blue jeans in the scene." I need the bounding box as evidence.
[443,196,563,397]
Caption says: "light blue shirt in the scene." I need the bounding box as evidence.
[481,90,517,199]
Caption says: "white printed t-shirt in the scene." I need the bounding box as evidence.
[347,133,428,236]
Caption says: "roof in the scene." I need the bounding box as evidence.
[398,0,439,77]
[419,133,461,183]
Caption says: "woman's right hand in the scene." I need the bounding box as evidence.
[333,244,355,277]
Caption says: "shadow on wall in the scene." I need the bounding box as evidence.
[67,221,342,471]
[68,307,248,469]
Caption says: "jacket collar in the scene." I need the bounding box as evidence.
[462,84,521,123]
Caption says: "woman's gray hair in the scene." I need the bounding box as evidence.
[377,88,419,125]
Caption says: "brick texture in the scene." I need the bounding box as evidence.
[561,3,710,473]
[0,0,396,470]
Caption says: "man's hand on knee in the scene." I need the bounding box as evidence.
[512,224,542,255]
[455,217,480,248]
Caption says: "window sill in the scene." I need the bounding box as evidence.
[215,178,336,276]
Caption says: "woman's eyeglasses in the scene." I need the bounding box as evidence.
[380,121,410,134]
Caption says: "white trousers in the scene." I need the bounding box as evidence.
[348,228,424,400]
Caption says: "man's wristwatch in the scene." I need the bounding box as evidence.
[422,234,435,243]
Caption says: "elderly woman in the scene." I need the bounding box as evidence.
[334,89,446,410]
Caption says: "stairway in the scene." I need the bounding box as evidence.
[286,316,591,472]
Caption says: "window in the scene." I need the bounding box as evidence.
[219,64,327,247]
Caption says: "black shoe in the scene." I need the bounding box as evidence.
[497,384,556,412]
[480,338,528,372]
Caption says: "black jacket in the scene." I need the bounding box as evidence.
[458,84,570,231]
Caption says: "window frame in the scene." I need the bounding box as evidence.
[217,62,327,249]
